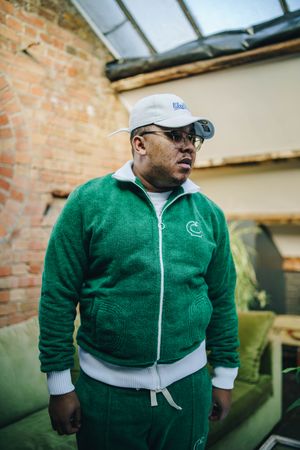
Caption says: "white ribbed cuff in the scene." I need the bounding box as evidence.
[211,366,239,389]
[47,369,75,395]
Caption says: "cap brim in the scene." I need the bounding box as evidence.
[155,116,215,139]
[108,127,130,137]
[154,114,201,129]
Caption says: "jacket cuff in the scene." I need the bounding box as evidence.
[211,366,239,389]
[47,369,75,395]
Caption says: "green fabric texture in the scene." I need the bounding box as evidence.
[237,311,275,383]
[207,375,272,446]
[0,317,48,427]
[39,171,239,373]
[76,367,212,450]
[0,408,76,450]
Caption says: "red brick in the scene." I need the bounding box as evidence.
[0,191,8,203]
[30,85,45,96]
[18,276,41,288]
[0,75,8,90]
[29,263,41,274]
[29,240,47,251]
[0,290,9,303]
[0,166,13,178]
[0,127,13,140]
[0,0,15,15]
[15,138,29,152]
[16,10,45,29]
[0,23,20,43]
[68,66,77,77]
[6,15,23,32]
[0,266,12,277]
[10,114,24,128]
[0,302,17,316]
[24,24,37,38]
[1,88,14,103]
[8,67,43,84]
[0,113,8,125]
[0,316,9,327]
[15,152,31,164]
[39,32,52,45]
[0,177,10,190]
[4,100,20,115]
[10,189,24,202]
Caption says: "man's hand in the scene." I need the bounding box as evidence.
[209,387,232,421]
[48,390,81,435]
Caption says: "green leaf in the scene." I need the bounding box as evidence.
[283,367,298,374]
[287,398,300,412]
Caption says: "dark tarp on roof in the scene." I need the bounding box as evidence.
[105,10,300,81]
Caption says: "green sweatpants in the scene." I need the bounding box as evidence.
[75,366,212,450]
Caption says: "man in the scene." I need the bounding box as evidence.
[39,93,239,450]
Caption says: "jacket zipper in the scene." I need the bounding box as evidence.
[128,181,188,386]
[155,193,188,363]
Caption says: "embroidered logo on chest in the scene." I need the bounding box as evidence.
[186,221,204,238]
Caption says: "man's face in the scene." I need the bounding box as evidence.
[132,125,197,192]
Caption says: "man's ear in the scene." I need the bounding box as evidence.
[132,135,147,156]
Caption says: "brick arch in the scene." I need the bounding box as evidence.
[0,72,31,241]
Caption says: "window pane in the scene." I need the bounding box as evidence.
[185,0,284,35]
[109,23,151,58]
[74,0,150,57]
[76,0,124,34]
[287,0,300,10]
[123,0,198,53]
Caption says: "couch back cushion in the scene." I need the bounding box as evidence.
[0,316,49,427]
[238,311,275,383]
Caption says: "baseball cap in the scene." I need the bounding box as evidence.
[109,93,214,139]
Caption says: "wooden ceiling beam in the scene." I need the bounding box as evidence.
[111,37,300,92]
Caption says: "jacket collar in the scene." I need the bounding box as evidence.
[112,161,200,195]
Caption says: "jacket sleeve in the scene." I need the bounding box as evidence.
[205,208,240,369]
[39,187,89,373]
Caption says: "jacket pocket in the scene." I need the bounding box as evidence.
[188,294,213,346]
[90,297,126,353]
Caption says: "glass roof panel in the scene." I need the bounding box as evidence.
[108,22,151,58]
[75,0,124,34]
[122,0,198,53]
[74,0,151,57]
[185,0,284,35]
[287,0,300,10]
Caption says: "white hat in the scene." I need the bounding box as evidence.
[110,93,214,139]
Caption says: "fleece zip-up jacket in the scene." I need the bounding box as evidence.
[39,161,239,376]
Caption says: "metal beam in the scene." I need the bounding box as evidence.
[278,0,290,14]
[176,0,203,38]
[70,0,121,58]
[114,0,157,54]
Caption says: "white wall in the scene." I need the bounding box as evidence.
[120,55,300,163]
[190,159,300,216]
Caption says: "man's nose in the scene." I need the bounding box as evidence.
[179,137,195,153]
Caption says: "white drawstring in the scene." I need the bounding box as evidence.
[150,388,182,410]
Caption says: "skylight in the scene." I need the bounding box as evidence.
[71,0,299,58]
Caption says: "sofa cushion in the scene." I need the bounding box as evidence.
[0,407,76,450]
[207,374,272,446]
[237,311,275,383]
[0,316,48,427]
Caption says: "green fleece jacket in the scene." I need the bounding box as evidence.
[39,162,239,373]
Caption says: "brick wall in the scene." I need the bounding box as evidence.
[0,0,130,326]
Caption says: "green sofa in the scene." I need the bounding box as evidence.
[0,312,281,450]
[208,311,282,450]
